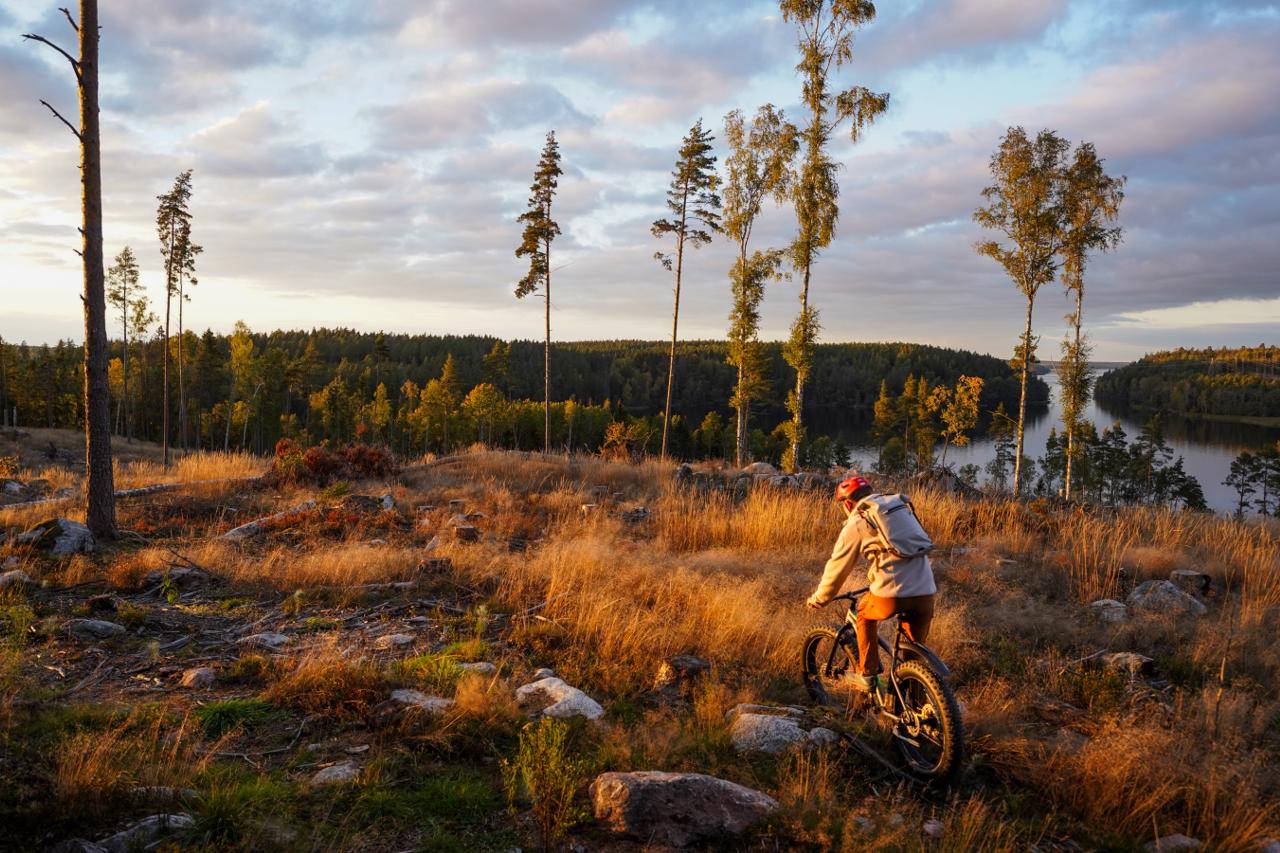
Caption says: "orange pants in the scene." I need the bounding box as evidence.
[855,592,935,677]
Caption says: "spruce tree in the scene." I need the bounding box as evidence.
[515,132,563,454]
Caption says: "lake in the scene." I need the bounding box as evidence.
[837,370,1280,515]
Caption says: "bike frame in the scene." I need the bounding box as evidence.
[822,586,952,722]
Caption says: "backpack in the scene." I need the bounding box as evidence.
[855,493,934,560]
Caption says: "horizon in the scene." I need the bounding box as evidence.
[2,0,1278,360]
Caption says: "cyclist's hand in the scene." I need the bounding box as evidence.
[805,595,823,610]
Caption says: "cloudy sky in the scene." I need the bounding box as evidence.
[1,0,1276,360]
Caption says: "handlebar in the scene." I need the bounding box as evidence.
[822,587,870,606]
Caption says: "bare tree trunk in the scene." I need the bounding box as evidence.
[735,361,747,468]
[661,230,685,460]
[177,274,187,452]
[1064,287,1083,499]
[543,232,551,455]
[1013,292,1035,498]
[161,218,174,469]
[789,262,811,473]
[121,294,131,443]
[78,0,115,538]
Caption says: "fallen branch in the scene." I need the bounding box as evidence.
[0,475,263,512]
[221,500,315,541]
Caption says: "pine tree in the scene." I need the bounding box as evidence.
[515,131,563,454]
[973,127,1070,497]
[106,246,139,439]
[653,118,721,460]
[780,0,888,471]
[156,169,196,467]
[723,105,796,466]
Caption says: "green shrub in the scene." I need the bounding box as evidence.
[196,698,275,736]
[502,718,589,849]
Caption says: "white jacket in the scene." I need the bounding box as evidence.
[812,505,937,602]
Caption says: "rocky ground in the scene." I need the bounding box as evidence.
[1,449,1278,851]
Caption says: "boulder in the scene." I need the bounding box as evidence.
[515,676,604,720]
[143,566,209,590]
[379,493,395,510]
[99,814,195,853]
[621,506,651,524]
[179,667,216,689]
[1169,569,1211,596]
[1128,580,1207,617]
[0,569,33,590]
[807,727,840,747]
[16,518,94,556]
[67,619,126,641]
[1257,838,1280,853]
[729,711,807,754]
[1089,599,1128,624]
[1144,835,1201,853]
[310,761,360,786]
[923,818,945,840]
[238,632,293,651]
[389,688,455,714]
[48,840,108,853]
[1101,651,1156,679]
[457,661,497,675]
[591,770,778,847]
[742,461,778,476]
[374,633,415,650]
[531,667,555,680]
[651,654,711,703]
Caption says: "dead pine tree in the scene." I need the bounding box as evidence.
[23,0,116,537]
[515,131,563,455]
[652,118,721,460]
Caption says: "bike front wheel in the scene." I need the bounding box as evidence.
[888,659,965,783]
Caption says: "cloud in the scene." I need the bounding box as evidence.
[185,102,327,179]
[368,79,592,150]
[860,0,1071,69]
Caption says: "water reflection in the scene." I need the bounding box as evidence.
[815,371,1280,515]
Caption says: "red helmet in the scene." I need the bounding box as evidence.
[836,473,872,504]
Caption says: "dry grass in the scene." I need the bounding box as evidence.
[264,637,389,720]
[188,540,424,589]
[53,711,220,818]
[114,450,267,489]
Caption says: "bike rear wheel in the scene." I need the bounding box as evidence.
[888,659,964,783]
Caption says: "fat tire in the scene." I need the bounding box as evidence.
[801,626,848,706]
[891,659,964,784]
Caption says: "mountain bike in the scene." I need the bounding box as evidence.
[802,587,964,783]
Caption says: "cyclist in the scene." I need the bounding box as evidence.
[806,473,937,693]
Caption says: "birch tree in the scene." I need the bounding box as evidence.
[23,0,115,536]
[1057,142,1124,498]
[723,105,797,466]
[973,127,1069,497]
[515,131,563,454]
[652,118,721,459]
[780,0,889,471]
